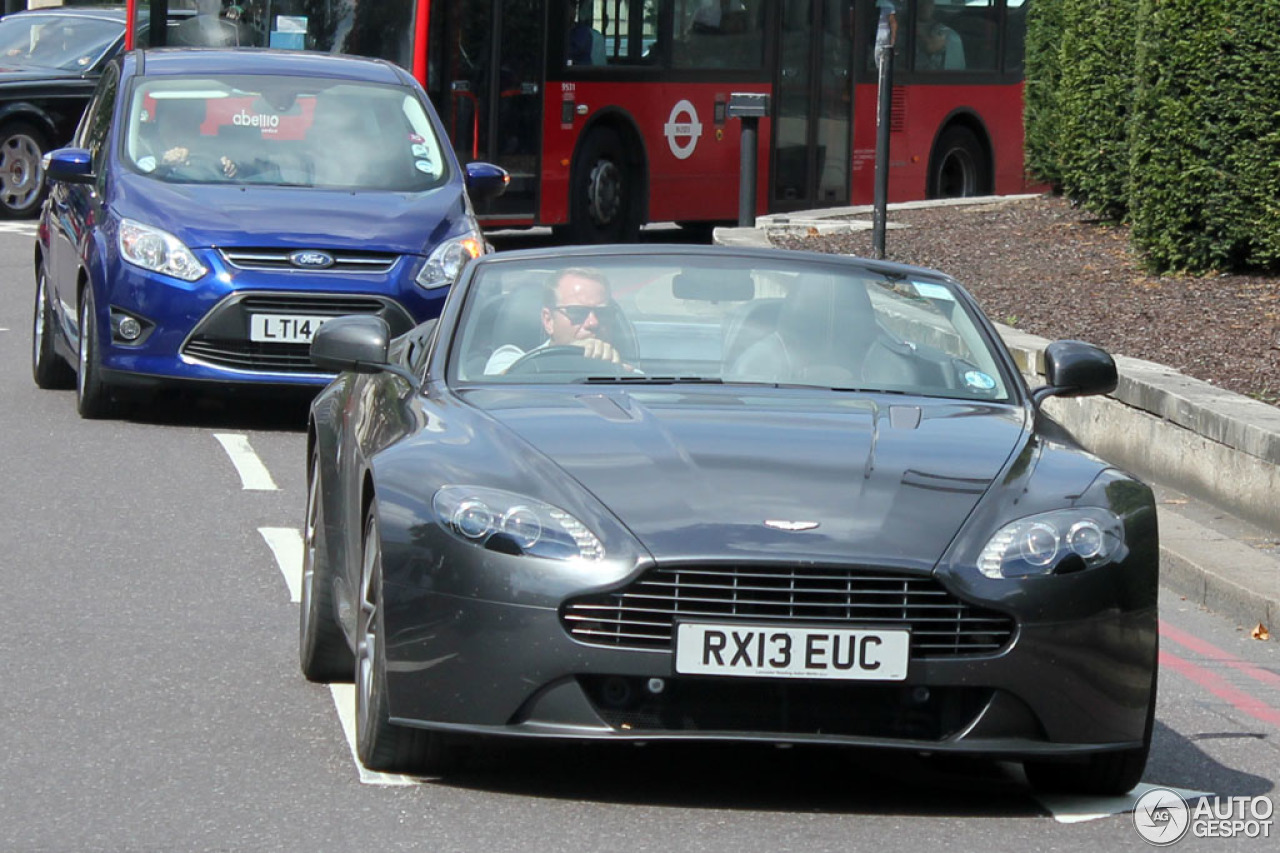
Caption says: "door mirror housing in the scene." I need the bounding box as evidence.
[1031,340,1118,406]
[310,315,392,374]
[465,161,510,202]
[44,147,95,184]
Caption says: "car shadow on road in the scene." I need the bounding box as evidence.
[426,720,1272,816]
[435,740,1039,816]
[108,386,314,432]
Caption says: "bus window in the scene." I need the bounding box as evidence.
[673,0,764,69]
[566,0,662,67]
[917,0,998,72]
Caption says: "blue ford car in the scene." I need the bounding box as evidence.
[32,48,507,417]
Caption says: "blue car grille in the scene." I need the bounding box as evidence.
[562,564,1015,658]
[219,248,398,274]
[182,292,413,374]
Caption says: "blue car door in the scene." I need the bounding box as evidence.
[47,62,119,351]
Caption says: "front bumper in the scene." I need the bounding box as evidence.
[95,249,446,387]
[381,581,1157,757]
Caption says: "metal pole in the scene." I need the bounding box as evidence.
[738,116,757,228]
[872,39,895,259]
[728,93,768,229]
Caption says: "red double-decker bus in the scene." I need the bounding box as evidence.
[117,0,1032,240]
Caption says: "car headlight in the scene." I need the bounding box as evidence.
[118,218,208,282]
[433,485,604,561]
[977,508,1126,578]
[415,231,485,290]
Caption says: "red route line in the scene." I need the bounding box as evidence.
[1159,649,1280,728]
[1160,619,1280,689]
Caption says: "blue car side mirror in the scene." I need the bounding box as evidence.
[465,161,510,202]
[43,148,95,184]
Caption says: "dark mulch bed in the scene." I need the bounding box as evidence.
[769,195,1280,408]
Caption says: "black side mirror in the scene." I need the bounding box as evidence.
[465,161,510,202]
[310,315,392,374]
[1031,340,1118,406]
[43,147,95,184]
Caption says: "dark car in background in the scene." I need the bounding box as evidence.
[0,4,195,217]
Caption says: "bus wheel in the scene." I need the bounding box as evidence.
[928,126,990,199]
[568,127,638,243]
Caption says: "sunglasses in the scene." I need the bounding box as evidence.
[554,304,617,325]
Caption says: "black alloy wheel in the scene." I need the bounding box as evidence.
[564,127,640,243]
[300,450,355,682]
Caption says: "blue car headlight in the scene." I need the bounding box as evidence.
[415,231,486,290]
[977,508,1127,578]
[433,485,605,561]
[119,218,208,282]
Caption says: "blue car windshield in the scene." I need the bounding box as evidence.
[0,14,121,71]
[452,257,1014,402]
[123,75,448,190]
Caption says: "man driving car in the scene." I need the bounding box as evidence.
[484,267,624,374]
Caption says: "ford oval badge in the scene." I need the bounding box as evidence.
[290,250,335,269]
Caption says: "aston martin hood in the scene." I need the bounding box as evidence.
[467,389,1028,568]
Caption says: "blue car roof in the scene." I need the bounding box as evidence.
[135,48,407,85]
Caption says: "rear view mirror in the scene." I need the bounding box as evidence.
[672,270,755,302]
[1032,340,1117,406]
[465,162,510,202]
[43,148,94,184]
[310,315,392,374]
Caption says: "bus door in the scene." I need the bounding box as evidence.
[771,0,853,211]
[440,0,544,219]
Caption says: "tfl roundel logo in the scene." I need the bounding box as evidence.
[289,250,335,269]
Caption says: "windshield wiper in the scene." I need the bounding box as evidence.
[577,375,724,384]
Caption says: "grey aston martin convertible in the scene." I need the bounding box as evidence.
[299,244,1158,794]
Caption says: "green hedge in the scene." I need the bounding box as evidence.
[1055,0,1138,220]
[1022,0,1065,186]
[1025,0,1280,272]
[1128,0,1280,271]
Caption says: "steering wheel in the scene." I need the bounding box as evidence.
[157,152,230,182]
[504,345,627,376]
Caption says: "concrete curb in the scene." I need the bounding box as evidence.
[715,197,1280,635]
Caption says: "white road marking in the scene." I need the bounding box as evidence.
[0,222,37,235]
[259,527,302,602]
[328,684,419,786]
[1035,781,1212,824]
[213,433,278,490]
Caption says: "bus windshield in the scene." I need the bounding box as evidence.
[124,75,448,191]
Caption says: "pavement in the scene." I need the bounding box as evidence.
[715,196,1280,639]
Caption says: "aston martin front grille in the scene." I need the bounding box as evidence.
[562,565,1015,658]
[220,248,398,273]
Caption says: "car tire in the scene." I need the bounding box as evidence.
[32,266,75,389]
[565,127,640,244]
[76,287,115,419]
[0,121,50,219]
[300,450,355,683]
[355,503,462,775]
[927,125,990,200]
[1025,669,1156,796]
[1024,745,1150,797]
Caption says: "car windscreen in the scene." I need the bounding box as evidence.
[122,75,448,191]
[451,256,1014,402]
[0,14,121,71]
